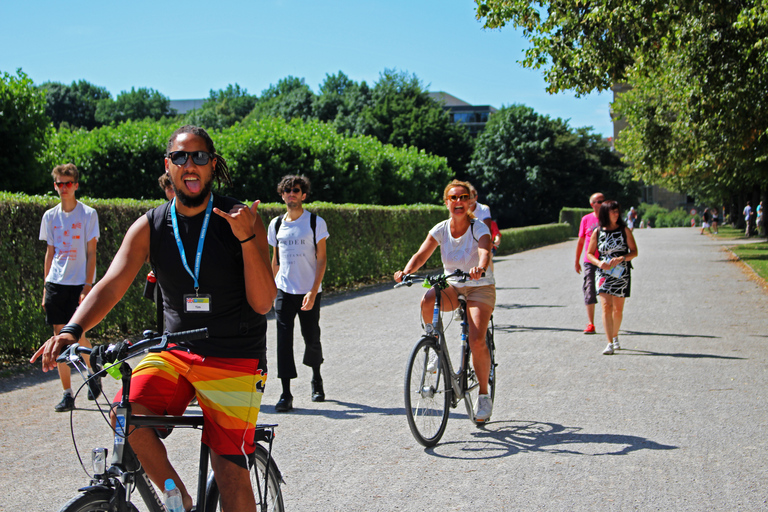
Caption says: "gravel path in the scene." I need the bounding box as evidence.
[2,227,767,511]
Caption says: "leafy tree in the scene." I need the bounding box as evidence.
[0,69,52,193]
[246,76,315,122]
[313,71,372,135]
[185,83,257,129]
[467,104,637,227]
[38,80,110,130]
[474,0,768,201]
[95,87,174,124]
[359,69,474,176]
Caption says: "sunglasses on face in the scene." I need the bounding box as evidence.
[167,151,213,166]
[448,194,470,202]
[283,187,302,194]
[592,200,604,204]
[55,181,75,189]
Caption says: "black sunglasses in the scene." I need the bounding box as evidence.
[55,181,75,188]
[168,151,214,166]
[283,187,302,194]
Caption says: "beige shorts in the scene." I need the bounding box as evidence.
[451,284,496,307]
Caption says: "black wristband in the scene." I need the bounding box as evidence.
[59,323,84,341]
[239,234,256,244]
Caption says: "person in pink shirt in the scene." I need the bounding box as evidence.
[574,192,604,334]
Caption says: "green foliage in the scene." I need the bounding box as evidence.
[637,203,693,228]
[38,79,110,130]
[730,242,768,284]
[95,87,174,124]
[495,223,572,254]
[184,84,258,130]
[467,104,638,227]
[216,117,453,205]
[474,0,768,199]
[559,207,593,237]
[44,120,173,199]
[0,69,52,194]
[247,76,315,123]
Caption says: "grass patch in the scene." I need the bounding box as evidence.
[730,241,768,283]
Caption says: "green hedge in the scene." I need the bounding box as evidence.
[1,192,570,361]
[496,223,572,255]
[559,207,592,237]
[42,118,452,205]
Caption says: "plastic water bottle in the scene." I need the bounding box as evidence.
[164,479,184,512]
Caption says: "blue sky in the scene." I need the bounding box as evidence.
[1,0,613,138]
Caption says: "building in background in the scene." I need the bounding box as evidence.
[429,92,497,137]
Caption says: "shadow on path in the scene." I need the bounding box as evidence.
[620,349,745,360]
[426,421,678,460]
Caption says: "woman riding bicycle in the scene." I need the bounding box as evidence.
[394,179,496,421]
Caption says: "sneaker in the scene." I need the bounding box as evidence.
[583,323,596,334]
[54,392,75,412]
[602,343,614,355]
[426,352,439,373]
[475,394,493,422]
[87,374,102,401]
[612,337,621,351]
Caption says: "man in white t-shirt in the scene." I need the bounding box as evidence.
[39,163,100,412]
[267,175,329,412]
[468,184,493,231]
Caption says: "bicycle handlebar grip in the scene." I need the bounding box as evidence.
[165,328,209,343]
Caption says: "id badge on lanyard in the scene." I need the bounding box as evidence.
[171,196,214,313]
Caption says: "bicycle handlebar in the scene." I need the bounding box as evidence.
[394,269,470,289]
[56,328,210,371]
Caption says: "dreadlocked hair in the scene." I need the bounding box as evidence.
[167,125,233,187]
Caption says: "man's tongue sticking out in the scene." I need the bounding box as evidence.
[185,177,201,194]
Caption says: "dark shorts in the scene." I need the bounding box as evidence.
[582,262,598,305]
[44,282,84,326]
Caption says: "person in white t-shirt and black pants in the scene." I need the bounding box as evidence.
[267,175,329,412]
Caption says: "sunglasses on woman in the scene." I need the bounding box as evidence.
[447,194,470,202]
[167,151,214,166]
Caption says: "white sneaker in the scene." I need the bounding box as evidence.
[612,337,621,350]
[602,343,614,355]
[426,352,439,373]
[475,394,493,422]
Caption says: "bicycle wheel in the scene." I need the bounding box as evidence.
[206,443,285,512]
[464,316,496,425]
[404,336,450,447]
[58,490,139,512]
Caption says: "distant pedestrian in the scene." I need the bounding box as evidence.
[574,192,604,335]
[744,202,753,237]
[700,208,712,235]
[757,201,763,235]
[711,208,719,234]
[39,163,100,412]
[586,200,638,356]
[626,206,637,231]
[267,175,330,412]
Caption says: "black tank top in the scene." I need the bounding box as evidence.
[147,195,267,359]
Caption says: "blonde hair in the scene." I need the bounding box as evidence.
[442,179,476,219]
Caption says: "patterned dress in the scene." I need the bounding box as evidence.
[596,227,631,297]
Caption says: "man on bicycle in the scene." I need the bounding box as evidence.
[32,125,277,512]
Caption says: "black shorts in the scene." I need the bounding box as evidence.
[44,282,84,326]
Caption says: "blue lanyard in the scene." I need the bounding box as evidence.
[170,194,213,293]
